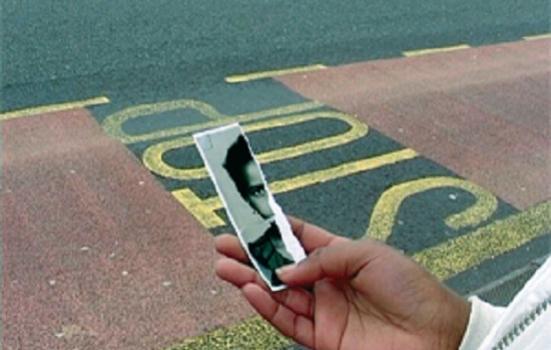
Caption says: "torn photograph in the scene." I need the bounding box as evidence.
[194,123,306,291]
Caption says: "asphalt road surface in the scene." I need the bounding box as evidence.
[1,0,549,110]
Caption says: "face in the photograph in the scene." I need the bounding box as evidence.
[224,135,274,220]
[241,160,274,219]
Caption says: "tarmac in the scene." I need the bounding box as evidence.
[1,39,550,350]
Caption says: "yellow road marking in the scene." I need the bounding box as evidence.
[164,316,289,350]
[269,148,417,193]
[165,203,550,349]
[173,148,418,228]
[403,44,471,57]
[102,99,323,144]
[143,110,367,180]
[414,201,551,280]
[366,177,498,242]
[225,64,327,83]
[172,189,226,228]
[0,96,110,121]
[523,33,551,40]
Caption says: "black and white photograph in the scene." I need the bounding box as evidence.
[194,124,306,291]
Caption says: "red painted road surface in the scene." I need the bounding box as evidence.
[1,110,251,349]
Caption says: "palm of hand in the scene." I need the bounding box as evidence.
[306,253,446,350]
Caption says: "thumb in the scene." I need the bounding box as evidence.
[276,240,382,286]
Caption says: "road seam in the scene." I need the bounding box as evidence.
[467,255,550,298]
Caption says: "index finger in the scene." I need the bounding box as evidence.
[289,216,348,253]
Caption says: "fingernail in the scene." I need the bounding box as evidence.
[276,264,296,277]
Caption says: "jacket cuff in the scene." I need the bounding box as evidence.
[459,296,506,350]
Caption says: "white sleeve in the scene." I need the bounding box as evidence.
[458,296,506,350]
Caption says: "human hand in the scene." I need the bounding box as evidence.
[215,217,470,350]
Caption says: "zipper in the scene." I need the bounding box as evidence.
[491,296,550,350]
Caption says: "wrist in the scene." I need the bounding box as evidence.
[437,292,471,350]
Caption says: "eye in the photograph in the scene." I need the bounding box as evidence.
[248,184,266,197]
